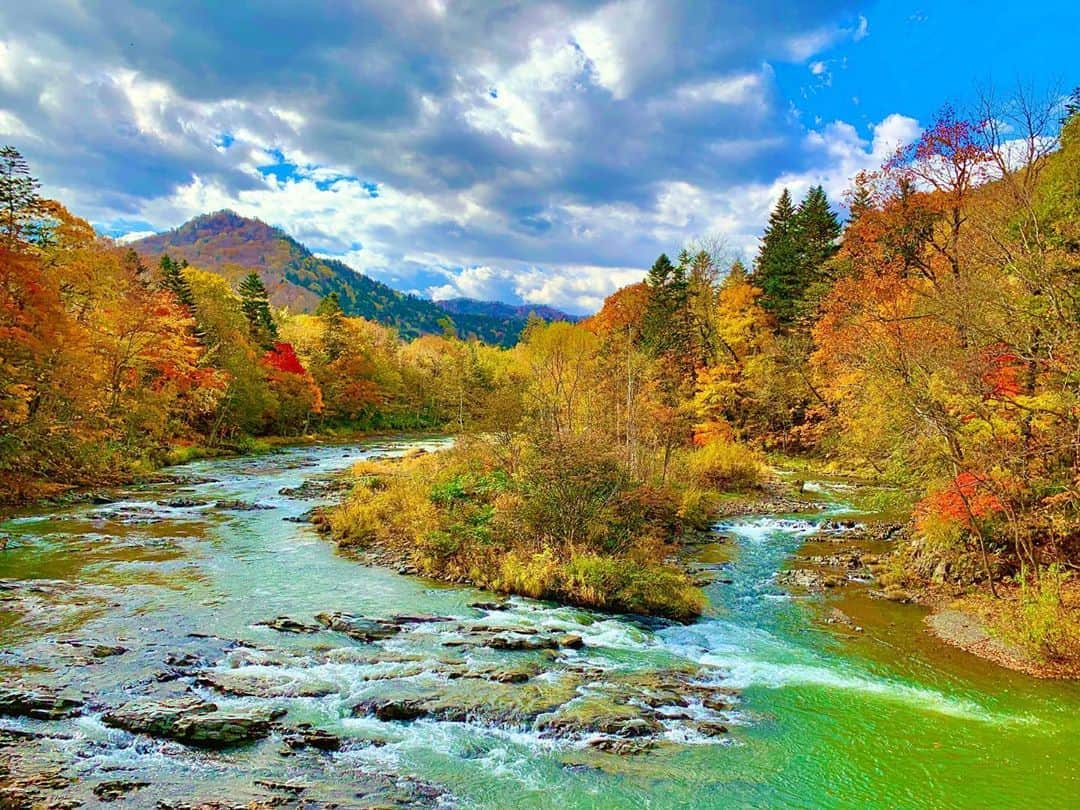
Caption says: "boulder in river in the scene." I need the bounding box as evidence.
[353,697,431,722]
[171,705,285,747]
[102,696,216,737]
[0,685,84,720]
[103,696,284,747]
[255,616,321,633]
[314,611,402,641]
[283,725,343,751]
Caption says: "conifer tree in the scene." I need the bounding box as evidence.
[0,145,46,251]
[642,253,689,351]
[751,188,800,326]
[238,272,277,347]
[159,254,196,309]
[794,185,842,288]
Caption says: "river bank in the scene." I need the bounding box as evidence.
[0,428,444,513]
[2,438,1078,807]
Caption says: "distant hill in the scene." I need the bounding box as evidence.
[434,297,580,323]
[129,211,532,346]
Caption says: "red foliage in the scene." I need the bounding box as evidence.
[918,471,1004,529]
[261,342,308,376]
[981,345,1023,399]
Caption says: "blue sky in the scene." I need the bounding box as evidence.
[0,1,1076,313]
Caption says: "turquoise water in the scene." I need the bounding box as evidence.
[1,438,1076,807]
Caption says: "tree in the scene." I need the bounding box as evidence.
[752,188,801,326]
[642,252,695,382]
[238,272,277,347]
[159,254,195,310]
[316,292,346,362]
[794,187,841,282]
[0,146,48,251]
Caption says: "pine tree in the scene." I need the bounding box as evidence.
[159,254,196,309]
[238,272,277,347]
[642,252,697,384]
[794,185,841,285]
[0,145,46,251]
[752,188,801,326]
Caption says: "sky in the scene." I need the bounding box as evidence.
[1,1,1077,314]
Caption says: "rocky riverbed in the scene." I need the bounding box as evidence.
[2,439,1077,808]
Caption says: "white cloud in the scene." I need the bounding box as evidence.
[675,72,765,106]
[854,15,869,41]
[0,109,32,136]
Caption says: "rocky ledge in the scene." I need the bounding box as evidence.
[102,697,285,748]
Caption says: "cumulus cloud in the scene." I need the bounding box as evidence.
[0,0,903,313]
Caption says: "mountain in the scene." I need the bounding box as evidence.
[129,211,530,346]
[434,298,580,323]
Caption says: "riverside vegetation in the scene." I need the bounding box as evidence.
[3,87,1079,669]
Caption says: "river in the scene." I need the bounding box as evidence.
[1,437,1077,808]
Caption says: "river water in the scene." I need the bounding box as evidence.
[1,437,1076,808]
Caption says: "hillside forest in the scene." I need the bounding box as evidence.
[2,91,1078,662]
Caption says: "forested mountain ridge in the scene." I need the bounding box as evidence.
[434,297,580,323]
[131,211,530,345]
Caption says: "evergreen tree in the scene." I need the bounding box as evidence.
[751,189,801,326]
[317,292,346,362]
[238,272,277,347]
[794,185,842,287]
[642,252,697,383]
[159,254,196,309]
[1063,86,1079,124]
[0,145,46,251]
[642,253,688,349]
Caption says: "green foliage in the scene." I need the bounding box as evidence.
[238,271,278,347]
[159,254,195,309]
[1017,565,1072,659]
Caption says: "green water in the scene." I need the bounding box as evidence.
[0,438,1076,808]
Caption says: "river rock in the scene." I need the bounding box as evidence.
[279,479,351,499]
[314,611,402,641]
[102,696,216,737]
[195,671,337,698]
[469,600,510,611]
[484,631,583,651]
[774,568,841,591]
[825,607,862,631]
[171,705,285,747]
[0,685,84,719]
[537,697,664,740]
[283,725,343,751]
[588,737,658,755]
[353,697,430,722]
[93,779,150,801]
[255,616,321,633]
[695,721,729,736]
[214,499,274,511]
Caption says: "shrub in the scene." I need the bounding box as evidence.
[560,555,705,621]
[685,440,765,491]
[677,486,719,532]
[1019,565,1071,659]
[498,548,561,599]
